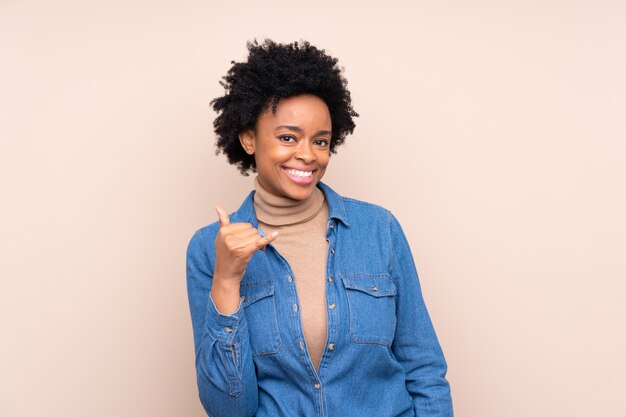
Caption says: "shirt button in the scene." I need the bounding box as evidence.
[300,341,305,349]
[225,326,233,333]
[329,223,334,229]
[328,343,335,351]
[293,303,298,312]
[241,295,247,302]
[330,248,335,254]
[327,276,333,283]
[314,382,321,390]
[287,275,293,282]
[329,303,336,310]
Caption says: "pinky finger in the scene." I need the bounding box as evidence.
[256,231,279,251]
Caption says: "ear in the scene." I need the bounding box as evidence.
[238,129,256,155]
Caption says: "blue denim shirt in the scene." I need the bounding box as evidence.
[186,181,453,417]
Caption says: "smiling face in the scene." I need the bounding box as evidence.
[239,94,332,201]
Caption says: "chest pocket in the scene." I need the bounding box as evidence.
[240,281,282,356]
[340,275,397,347]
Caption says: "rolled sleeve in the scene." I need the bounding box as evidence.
[186,229,259,416]
[205,293,247,346]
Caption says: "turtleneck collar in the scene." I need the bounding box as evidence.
[253,176,326,226]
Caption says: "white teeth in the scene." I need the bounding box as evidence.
[284,168,313,178]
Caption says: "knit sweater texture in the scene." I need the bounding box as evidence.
[253,176,329,371]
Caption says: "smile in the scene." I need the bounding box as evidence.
[285,168,313,177]
[282,167,316,184]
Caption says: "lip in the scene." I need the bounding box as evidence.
[281,166,317,185]
[282,166,316,171]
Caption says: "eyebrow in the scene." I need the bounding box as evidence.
[275,125,332,136]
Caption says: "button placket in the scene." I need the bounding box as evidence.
[323,231,339,374]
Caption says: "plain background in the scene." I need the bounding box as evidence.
[1,0,625,416]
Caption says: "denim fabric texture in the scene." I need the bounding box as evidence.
[186,181,453,417]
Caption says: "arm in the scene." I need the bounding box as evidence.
[387,212,454,417]
[186,230,258,417]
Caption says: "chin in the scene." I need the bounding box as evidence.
[282,184,316,201]
[286,189,312,201]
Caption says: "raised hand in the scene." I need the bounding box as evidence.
[211,204,278,314]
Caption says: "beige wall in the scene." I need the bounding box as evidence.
[1,0,625,416]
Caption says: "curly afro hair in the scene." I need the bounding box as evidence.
[210,39,359,175]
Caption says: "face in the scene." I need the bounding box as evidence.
[239,94,332,201]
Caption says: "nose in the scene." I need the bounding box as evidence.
[294,140,317,164]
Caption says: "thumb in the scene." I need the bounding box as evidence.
[214,204,230,228]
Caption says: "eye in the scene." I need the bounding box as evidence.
[279,135,296,143]
[314,139,330,147]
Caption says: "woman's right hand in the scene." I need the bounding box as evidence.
[211,204,278,314]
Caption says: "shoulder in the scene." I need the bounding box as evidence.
[342,196,389,212]
[185,218,222,267]
[186,222,215,270]
[318,180,399,234]
[319,181,390,221]
[336,194,408,245]
[340,195,394,226]
[193,220,220,241]
[333,195,401,251]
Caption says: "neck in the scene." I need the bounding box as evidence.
[253,176,325,226]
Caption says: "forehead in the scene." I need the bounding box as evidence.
[257,95,331,129]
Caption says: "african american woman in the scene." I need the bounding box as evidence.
[186,39,453,417]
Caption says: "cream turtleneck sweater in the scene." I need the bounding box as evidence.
[253,176,329,371]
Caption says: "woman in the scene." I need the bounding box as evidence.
[186,39,453,417]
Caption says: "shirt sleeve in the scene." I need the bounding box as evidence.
[387,211,454,417]
[186,229,259,417]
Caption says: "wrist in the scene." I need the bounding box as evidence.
[210,278,241,315]
[212,275,242,291]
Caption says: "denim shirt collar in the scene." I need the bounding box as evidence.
[233,180,351,229]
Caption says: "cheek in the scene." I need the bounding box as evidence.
[319,153,330,167]
[255,147,285,167]
[265,147,293,162]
